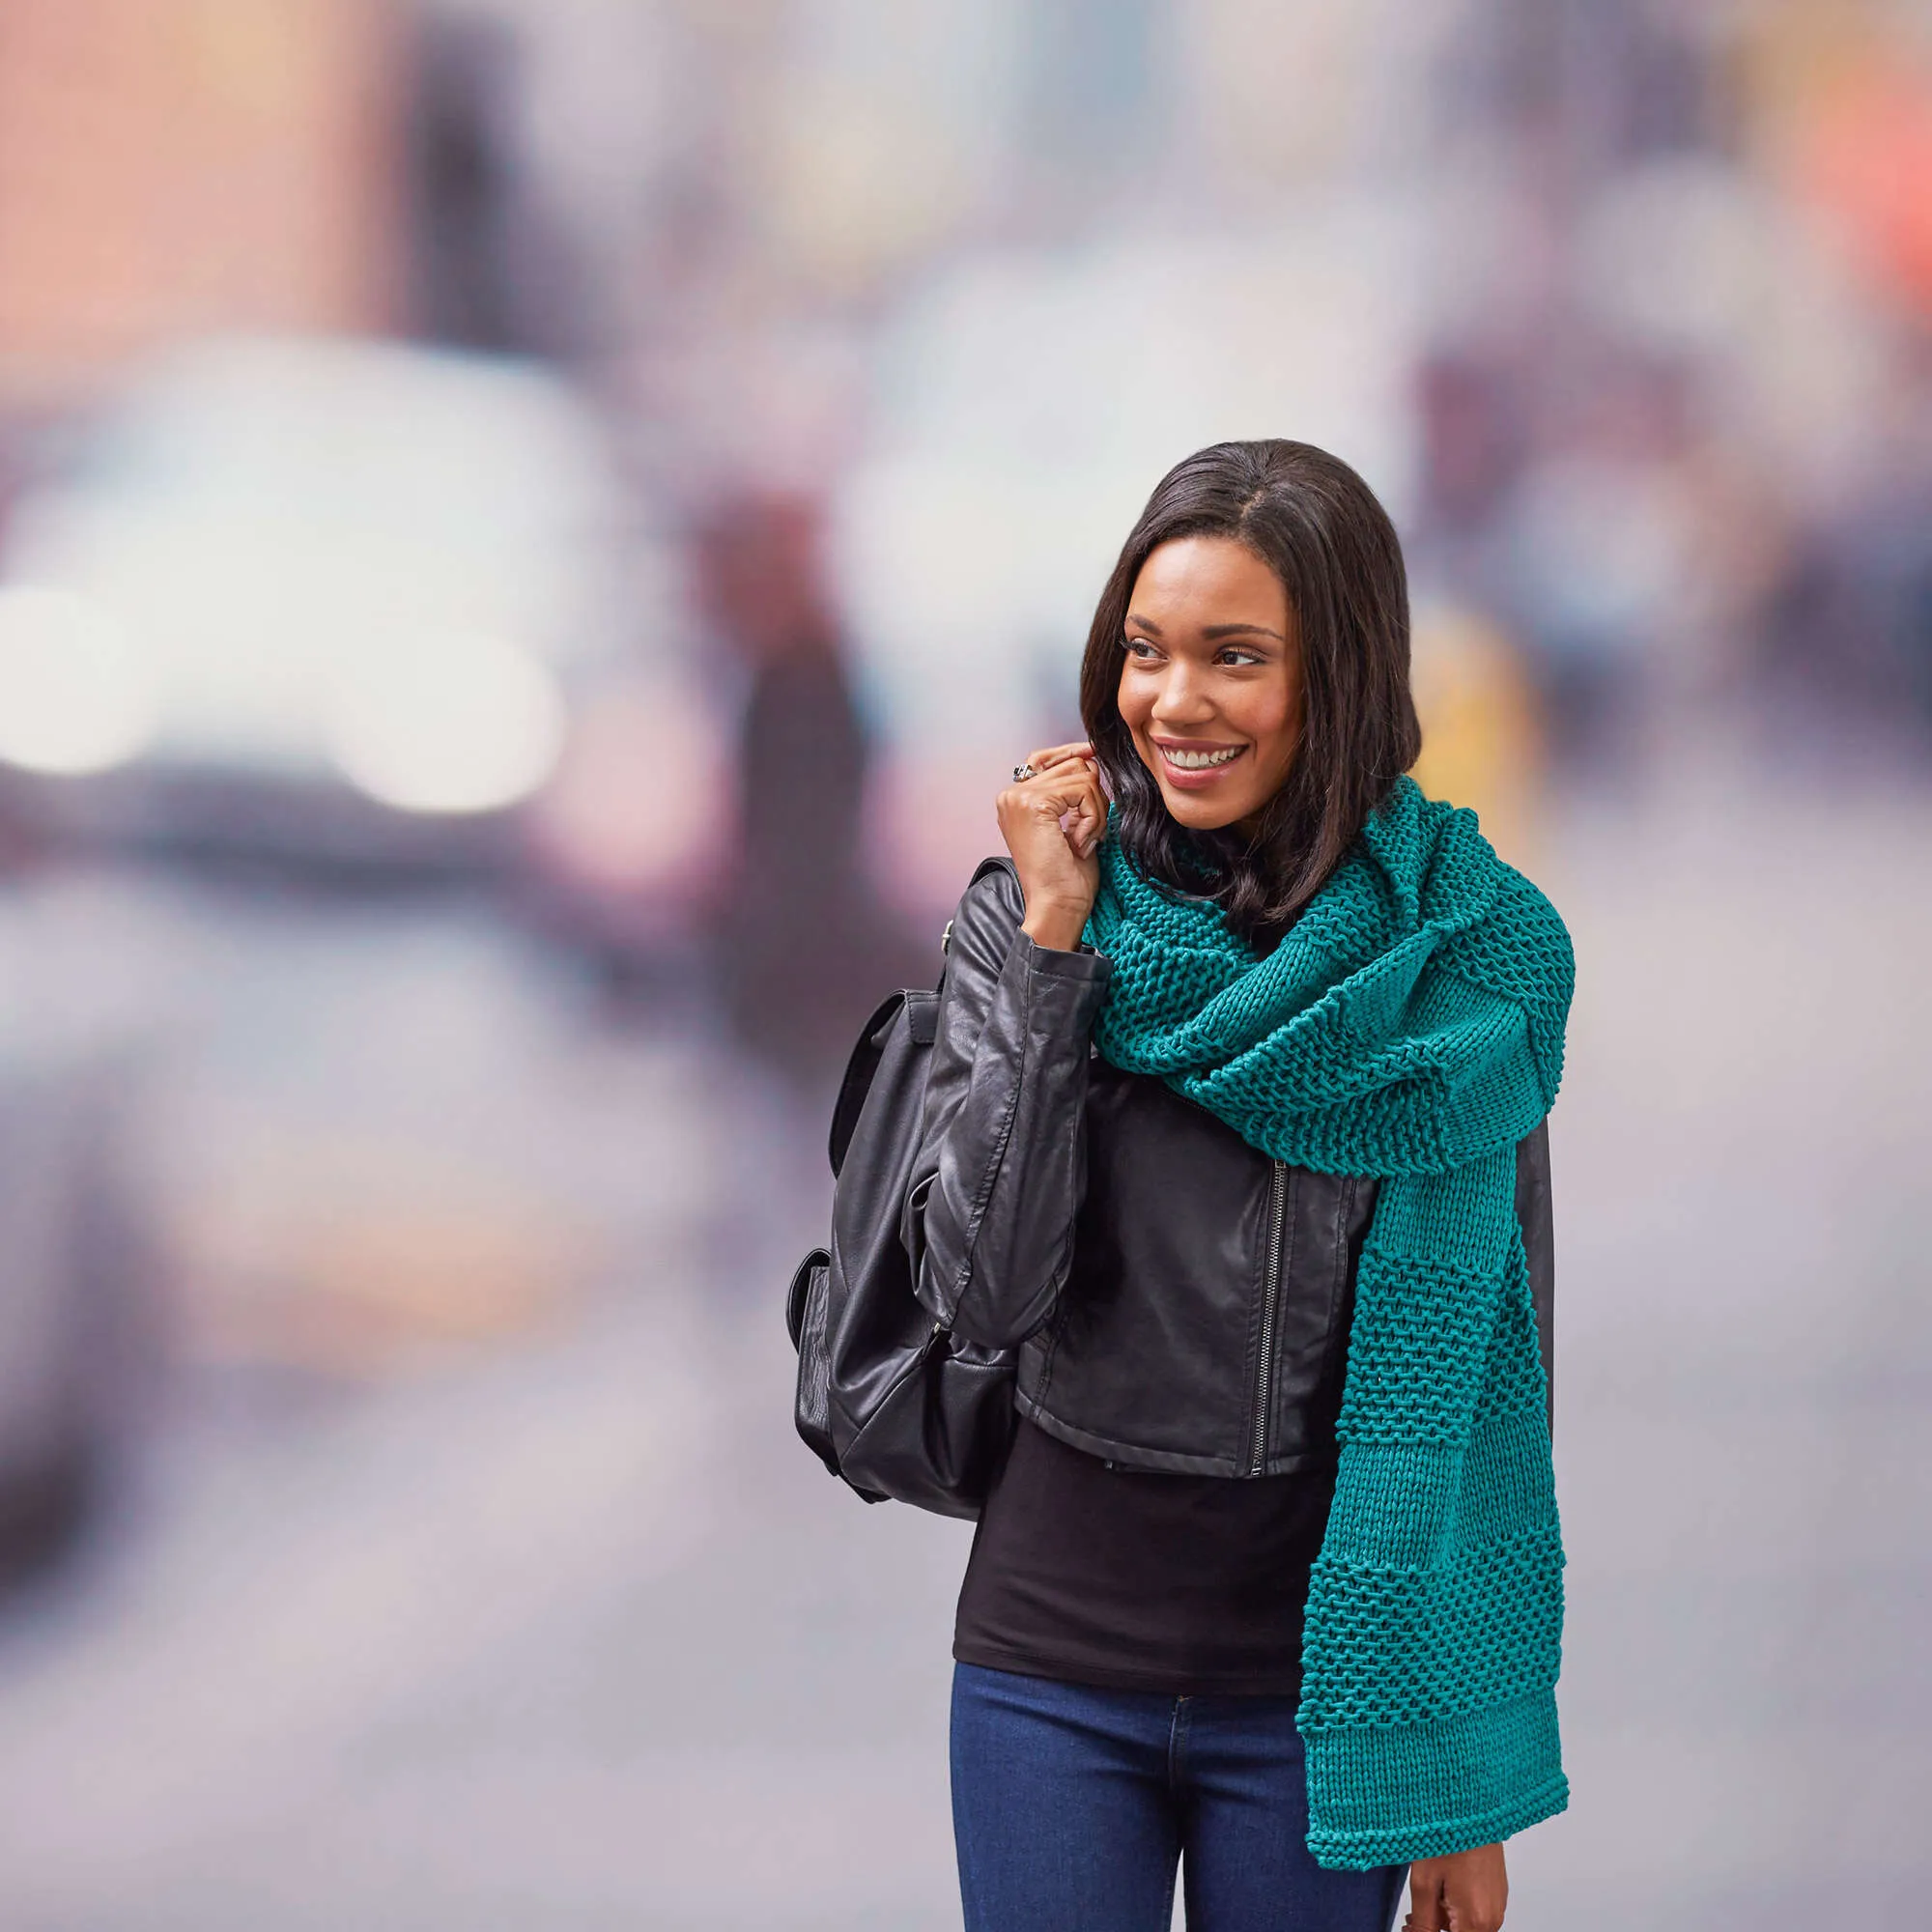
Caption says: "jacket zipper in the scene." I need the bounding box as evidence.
[1248,1159,1289,1476]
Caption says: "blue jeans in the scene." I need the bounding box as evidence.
[951,1662,1408,1932]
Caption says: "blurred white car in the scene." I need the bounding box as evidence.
[0,336,698,883]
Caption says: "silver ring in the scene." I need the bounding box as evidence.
[1012,762,1037,781]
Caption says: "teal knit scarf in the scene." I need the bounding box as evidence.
[1083,776,1576,1869]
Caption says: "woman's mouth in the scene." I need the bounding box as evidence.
[1152,739,1246,787]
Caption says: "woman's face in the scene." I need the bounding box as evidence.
[1116,535,1302,835]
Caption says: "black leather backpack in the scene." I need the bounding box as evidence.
[785,857,1019,1520]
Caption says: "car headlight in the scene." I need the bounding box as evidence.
[0,586,156,775]
[324,628,567,815]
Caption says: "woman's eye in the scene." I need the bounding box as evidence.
[1122,636,1159,660]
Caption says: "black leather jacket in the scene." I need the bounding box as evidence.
[904,862,1554,1478]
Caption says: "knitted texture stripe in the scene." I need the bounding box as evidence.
[1082,777,1576,1869]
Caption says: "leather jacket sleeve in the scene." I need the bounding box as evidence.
[902,863,1113,1349]
[1515,1117,1556,1432]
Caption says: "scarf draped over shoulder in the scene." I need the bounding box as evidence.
[1083,776,1576,1867]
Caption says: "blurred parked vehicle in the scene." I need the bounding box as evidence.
[0,336,723,920]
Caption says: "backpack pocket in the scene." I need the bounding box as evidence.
[786,1247,839,1477]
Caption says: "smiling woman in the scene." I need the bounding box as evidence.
[896,441,1567,1932]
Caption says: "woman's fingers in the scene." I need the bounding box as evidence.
[1402,1871,1448,1932]
[1019,760,1105,859]
[1404,1848,1504,1932]
[1020,740,1094,775]
[1013,759,1101,816]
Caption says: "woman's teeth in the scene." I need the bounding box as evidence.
[1163,746,1242,769]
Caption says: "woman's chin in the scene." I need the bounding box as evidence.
[1157,786,1255,833]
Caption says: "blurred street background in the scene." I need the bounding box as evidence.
[0,2,1926,1926]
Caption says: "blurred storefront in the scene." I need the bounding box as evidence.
[0,0,398,412]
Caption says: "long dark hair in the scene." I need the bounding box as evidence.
[1078,440,1421,947]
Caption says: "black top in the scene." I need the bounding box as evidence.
[952,1417,1336,1697]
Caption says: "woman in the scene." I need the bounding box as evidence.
[903,440,1573,1932]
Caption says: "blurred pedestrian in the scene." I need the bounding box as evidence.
[696,491,922,1083]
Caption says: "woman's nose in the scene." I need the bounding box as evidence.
[1151,663,1215,726]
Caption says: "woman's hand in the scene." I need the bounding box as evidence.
[996,741,1105,952]
[1403,1843,1508,1932]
